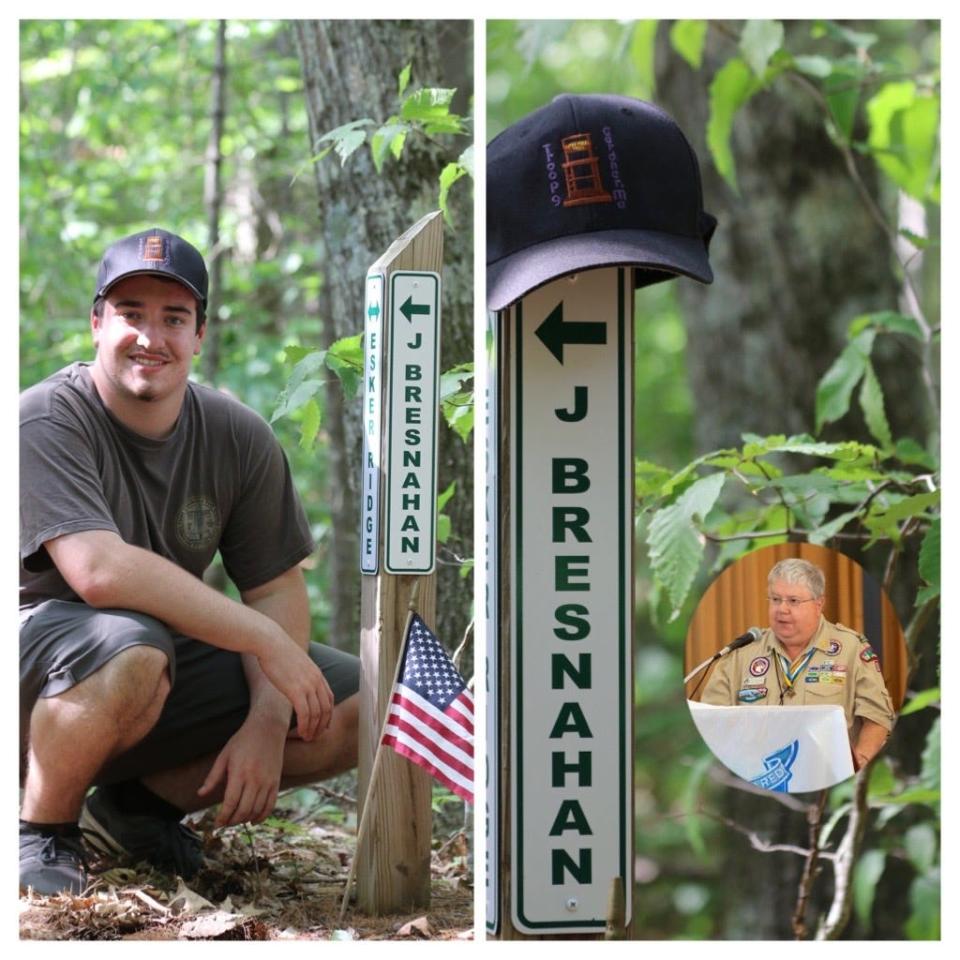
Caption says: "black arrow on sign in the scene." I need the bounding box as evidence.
[399,295,430,322]
[534,301,607,364]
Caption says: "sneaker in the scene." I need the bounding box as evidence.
[79,786,203,879]
[20,823,88,896]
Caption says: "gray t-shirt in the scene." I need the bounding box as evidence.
[20,362,315,611]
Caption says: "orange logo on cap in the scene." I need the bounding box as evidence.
[561,133,612,207]
[142,236,166,262]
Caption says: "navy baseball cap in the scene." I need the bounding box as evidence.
[487,94,717,311]
[94,228,209,308]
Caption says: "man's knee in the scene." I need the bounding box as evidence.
[53,643,171,722]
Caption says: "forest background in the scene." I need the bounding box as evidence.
[488,18,941,941]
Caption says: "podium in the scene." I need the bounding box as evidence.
[688,702,854,793]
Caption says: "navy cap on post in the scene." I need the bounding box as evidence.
[487,94,717,312]
[94,228,209,309]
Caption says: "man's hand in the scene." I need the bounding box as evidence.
[256,635,334,741]
[197,719,287,827]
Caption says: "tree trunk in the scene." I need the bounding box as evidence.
[293,20,473,653]
[202,19,227,383]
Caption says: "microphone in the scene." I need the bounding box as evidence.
[684,627,762,684]
[719,626,762,657]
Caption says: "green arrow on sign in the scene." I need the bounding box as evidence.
[368,301,380,319]
[535,301,607,364]
[399,295,430,322]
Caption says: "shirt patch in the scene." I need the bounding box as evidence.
[749,656,770,677]
[826,639,842,656]
[176,495,221,550]
[738,686,768,703]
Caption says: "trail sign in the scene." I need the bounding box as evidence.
[361,272,385,574]
[509,268,633,934]
[485,309,501,935]
[384,270,441,574]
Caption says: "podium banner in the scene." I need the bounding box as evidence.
[688,702,854,793]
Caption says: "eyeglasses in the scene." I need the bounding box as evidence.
[767,595,818,609]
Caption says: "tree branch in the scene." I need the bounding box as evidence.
[792,790,828,939]
[815,761,872,939]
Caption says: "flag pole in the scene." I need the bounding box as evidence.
[339,580,422,923]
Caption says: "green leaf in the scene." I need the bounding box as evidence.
[917,516,940,604]
[457,143,474,178]
[739,20,784,77]
[629,20,659,97]
[824,68,862,140]
[899,687,940,717]
[646,472,725,617]
[848,310,924,341]
[905,823,938,873]
[859,362,893,450]
[636,459,678,499]
[317,118,374,166]
[397,62,412,97]
[442,392,474,442]
[436,480,456,545]
[919,717,940,794]
[299,398,321,451]
[707,58,760,192]
[670,20,708,69]
[792,55,833,78]
[808,507,862,545]
[867,757,896,798]
[370,121,409,173]
[866,82,940,201]
[459,558,474,580]
[812,21,878,50]
[853,849,886,928]
[401,87,457,122]
[437,479,456,512]
[905,869,940,939]
[864,491,940,544]
[272,349,327,422]
[439,160,469,224]
[894,438,936,469]
[899,228,933,250]
[439,362,474,400]
[681,751,714,857]
[326,333,363,397]
[815,330,876,432]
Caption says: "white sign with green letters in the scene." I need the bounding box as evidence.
[509,268,633,934]
[384,271,441,575]
[360,272,385,575]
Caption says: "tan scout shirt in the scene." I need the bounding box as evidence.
[700,617,895,737]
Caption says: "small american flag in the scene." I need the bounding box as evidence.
[381,613,474,803]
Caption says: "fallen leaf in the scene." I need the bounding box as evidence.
[397,915,433,938]
[179,910,241,939]
[167,880,214,916]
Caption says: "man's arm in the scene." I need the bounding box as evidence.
[45,529,326,740]
[853,718,889,770]
[197,567,334,825]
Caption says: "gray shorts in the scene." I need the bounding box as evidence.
[20,599,360,783]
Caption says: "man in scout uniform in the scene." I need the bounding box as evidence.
[20,229,360,895]
[700,558,895,771]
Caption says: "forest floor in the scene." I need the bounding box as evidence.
[19,775,473,941]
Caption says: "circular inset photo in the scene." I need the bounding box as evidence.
[684,544,907,794]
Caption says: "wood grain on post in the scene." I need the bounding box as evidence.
[357,211,443,914]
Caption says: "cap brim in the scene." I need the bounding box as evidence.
[97,269,206,306]
[487,228,713,312]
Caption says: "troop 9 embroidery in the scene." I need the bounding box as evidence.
[541,128,627,210]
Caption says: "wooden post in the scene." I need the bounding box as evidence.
[356,211,443,914]
[487,268,635,939]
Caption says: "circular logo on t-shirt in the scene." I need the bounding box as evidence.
[176,496,220,550]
